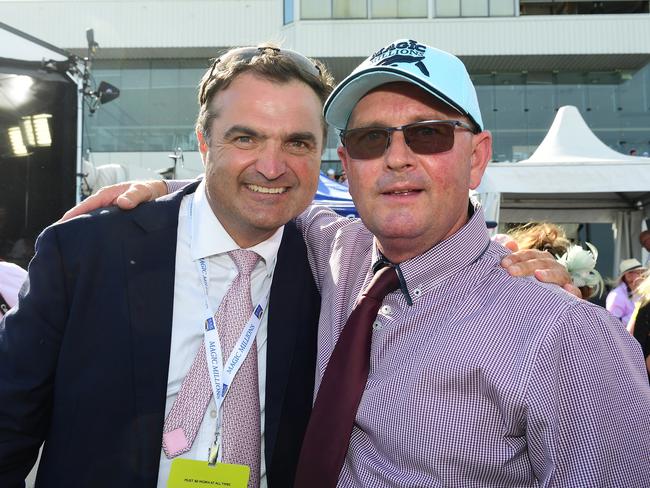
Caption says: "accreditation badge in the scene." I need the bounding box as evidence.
[168,458,250,487]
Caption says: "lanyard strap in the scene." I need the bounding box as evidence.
[195,256,268,412]
[189,195,269,462]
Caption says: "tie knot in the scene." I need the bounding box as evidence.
[364,265,400,301]
[228,249,260,277]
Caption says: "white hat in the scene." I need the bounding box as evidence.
[326,168,336,175]
[619,258,644,275]
[324,39,483,131]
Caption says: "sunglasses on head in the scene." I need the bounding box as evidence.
[199,46,321,105]
[340,119,479,160]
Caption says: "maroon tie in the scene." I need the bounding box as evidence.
[294,265,400,488]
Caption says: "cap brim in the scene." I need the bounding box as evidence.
[324,66,476,130]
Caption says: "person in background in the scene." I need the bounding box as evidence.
[607,258,647,326]
[326,168,336,180]
[509,222,570,257]
[641,230,650,252]
[640,229,650,266]
[628,271,650,380]
[509,222,604,300]
[0,260,27,319]
[337,170,348,187]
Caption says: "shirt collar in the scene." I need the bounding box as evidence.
[371,201,491,304]
[190,180,283,276]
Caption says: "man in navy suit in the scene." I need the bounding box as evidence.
[0,46,334,487]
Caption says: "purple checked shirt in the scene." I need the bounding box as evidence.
[297,204,650,488]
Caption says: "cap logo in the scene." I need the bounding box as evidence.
[369,40,429,77]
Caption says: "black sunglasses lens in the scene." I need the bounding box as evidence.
[344,122,457,159]
[344,128,389,159]
[404,123,455,154]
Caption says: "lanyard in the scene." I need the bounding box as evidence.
[189,195,269,464]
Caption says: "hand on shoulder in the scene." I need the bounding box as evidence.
[59,180,168,222]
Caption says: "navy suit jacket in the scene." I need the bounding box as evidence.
[0,182,320,487]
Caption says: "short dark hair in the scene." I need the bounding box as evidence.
[196,44,335,143]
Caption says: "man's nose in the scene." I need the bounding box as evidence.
[255,141,287,179]
[384,130,414,170]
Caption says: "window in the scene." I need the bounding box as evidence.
[372,0,427,18]
[490,0,515,15]
[462,0,489,16]
[520,1,649,16]
[301,0,332,19]
[436,0,517,16]
[436,0,461,16]
[284,0,294,24]
[333,0,367,18]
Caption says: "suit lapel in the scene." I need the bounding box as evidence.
[264,221,317,467]
[123,181,200,481]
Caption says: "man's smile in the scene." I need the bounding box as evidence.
[246,184,288,194]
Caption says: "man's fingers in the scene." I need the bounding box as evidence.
[58,180,166,223]
[58,183,131,222]
[533,267,572,287]
[114,181,166,209]
[501,249,555,275]
[503,240,519,252]
[502,248,575,289]
[505,258,569,284]
[502,249,583,299]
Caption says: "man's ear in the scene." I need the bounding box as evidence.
[196,130,208,164]
[338,145,350,174]
[469,130,493,190]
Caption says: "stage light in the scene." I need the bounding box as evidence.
[21,118,35,146]
[8,126,28,156]
[21,113,52,148]
[32,114,52,146]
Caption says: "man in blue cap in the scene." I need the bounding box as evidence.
[291,39,649,487]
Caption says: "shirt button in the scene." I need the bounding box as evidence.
[413,288,422,298]
[380,305,392,314]
[372,321,382,331]
[210,410,217,419]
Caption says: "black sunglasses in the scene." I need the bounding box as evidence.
[340,120,479,160]
[199,46,321,105]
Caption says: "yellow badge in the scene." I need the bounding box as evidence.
[168,459,250,488]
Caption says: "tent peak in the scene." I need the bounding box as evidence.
[521,105,638,164]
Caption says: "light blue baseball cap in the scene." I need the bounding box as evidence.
[324,39,483,132]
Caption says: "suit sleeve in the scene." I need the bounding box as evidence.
[525,302,650,486]
[0,226,69,486]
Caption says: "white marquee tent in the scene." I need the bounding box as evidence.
[476,105,650,275]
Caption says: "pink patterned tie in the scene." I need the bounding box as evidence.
[162,250,261,488]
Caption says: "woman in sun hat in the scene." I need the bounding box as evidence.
[606,258,646,326]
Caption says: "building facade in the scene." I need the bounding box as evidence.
[2,0,649,174]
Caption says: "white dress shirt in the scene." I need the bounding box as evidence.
[157,180,282,487]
